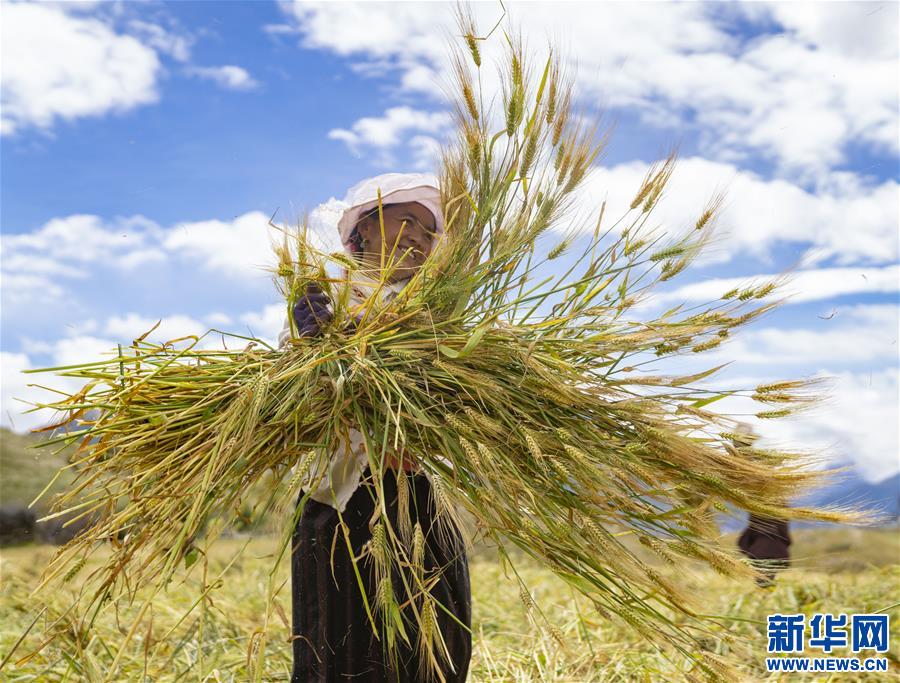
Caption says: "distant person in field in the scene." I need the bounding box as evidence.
[733,425,792,587]
[278,173,472,682]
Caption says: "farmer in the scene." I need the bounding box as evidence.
[278,173,472,682]
[733,425,792,587]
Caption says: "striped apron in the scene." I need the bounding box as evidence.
[290,466,472,682]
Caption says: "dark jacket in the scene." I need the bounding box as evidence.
[737,514,791,563]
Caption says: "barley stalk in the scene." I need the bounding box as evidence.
[17,9,869,680]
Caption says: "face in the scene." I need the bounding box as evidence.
[355,201,437,282]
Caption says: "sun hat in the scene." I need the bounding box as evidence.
[336,172,445,256]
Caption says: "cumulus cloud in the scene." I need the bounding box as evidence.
[127,19,192,62]
[1,3,258,134]
[408,134,443,170]
[239,303,287,346]
[652,264,900,308]
[2,212,279,306]
[712,368,899,484]
[759,1,898,61]
[283,1,446,67]
[328,106,452,165]
[1,3,162,135]
[103,313,207,342]
[1,214,164,304]
[661,303,899,482]
[705,304,899,367]
[185,65,259,91]
[1,351,37,430]
[1,304,285,431]
[573,157,899,266]
[801,368,899,482]
[162,211,277,278]
[306,198,350,252]
[204,312,234,327]
[1,336,122,432]
[2,214,163,263]
[278,1,898,180]
[0,274,66,306]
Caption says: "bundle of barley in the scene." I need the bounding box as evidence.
[18,12,865,683]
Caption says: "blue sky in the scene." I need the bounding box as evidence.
[2,1,898,483]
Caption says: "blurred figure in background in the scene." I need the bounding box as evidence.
[733,424,792,587]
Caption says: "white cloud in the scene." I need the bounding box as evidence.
[328,106,451,161]
[49,334,122,368]
[306,198,349,252]
[0,273,64,305]
[162,211,276,279]
[0,253,86,279]
[127,19,192,62]
[704,304,899,366]
[0,3,256,132]
[1,302,288,431]
[1,214,162,263]
[0,335,125,432]
[575,157,899,266]
[283,1,446,66]
[279,1,898,179]
[1,334,125,432]
[699,30,898,178]
[239,303,287,346]
[665,304,899,483]
[408,134,443,170]
[760,1,898,60]
[1,3,161,134]
[804,368,899,482]
[116,248,167,269]
[713,368,899,484]
[186,65,259,91]
[263,199,347,261]
[2,212,279,306]
[103,313,208,342]
[1,351,37,430]
[1,214,163,304]
[205,312,234,327]
[653,264,900,308]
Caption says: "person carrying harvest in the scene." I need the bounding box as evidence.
[278,173,473,682]
[732,424,792,587]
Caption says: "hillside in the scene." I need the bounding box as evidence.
[0,426,78,511]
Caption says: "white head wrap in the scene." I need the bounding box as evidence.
[334,172,446,319]
[336,172,445,258]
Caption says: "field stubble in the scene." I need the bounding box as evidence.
[1,527,897,682]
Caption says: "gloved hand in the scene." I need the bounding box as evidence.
[292,283,333,337]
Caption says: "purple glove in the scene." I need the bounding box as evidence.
[292,283,333,337]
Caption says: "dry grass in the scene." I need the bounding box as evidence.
[1,529,897,681]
